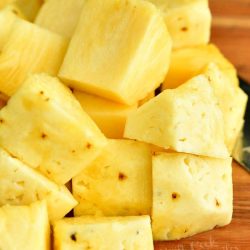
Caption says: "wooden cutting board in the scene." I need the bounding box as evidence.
[155,1,250,249]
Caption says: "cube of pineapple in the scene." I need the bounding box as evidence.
[162,44,238,90]
[0,201,50,250]
[13,0,43,21]
[0,148,77,220]
[152,152,233,240]
[74,90,138,138]
[35,0,85,38]
[0,18,68,96]
[147,0,211,49]
[73,139,152,216]
[203,63,248,153]
[124,75,229,158]
[59,0,172,105]
[53,216,154,250]
[0,74,107,184]
[0,7,22,49]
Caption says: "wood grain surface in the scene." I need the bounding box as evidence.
[155,1,250,249]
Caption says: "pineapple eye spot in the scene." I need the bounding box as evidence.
[71,150,76,153]
[184,228,188,233]
[41,133,47,139]
[118,172,127,181]
[39,91,44,95]
[0,118,4,123]
[45,98,50,102]
[86,143,92,149]
[70,233,77,242]
[181,27,188,32]
[172,192,180,200]
[215,199,220,207]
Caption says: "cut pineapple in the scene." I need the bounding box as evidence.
[53,216,154,250]
[0,201,50,250]
[0,18,68,96]
[59,0,172,105]
[0,74,107,184]
[0,7,23,49]
[35,0,85,38]
[74,90,138,138]
[0,148,77,220]
[162,44,238,90]
[203,63,248,153]
[124,75,229,158]
[152,152,233,240]
[147,0,211,49]
[73,139,152,216]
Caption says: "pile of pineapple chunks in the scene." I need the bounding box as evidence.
[0,0,248,249]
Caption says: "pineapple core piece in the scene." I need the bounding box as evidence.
[0,148,77,221]
[0,201,50,250]
[73,139,152,216]
[53,216,154,250]
[152,152,233,240]
[0,18,68,96]
[0,74,107,184]
[124,75,229,159]
[147,0,211,49]
[162,44,238,90]
[74,90,138,138]
[203,63,248,153]
[59,0,172,105]
[35,0,85,38]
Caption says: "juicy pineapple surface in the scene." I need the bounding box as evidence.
[59,0,172,105]
[0,18,68,96]
[0,148,77,220]
[162,44,238,90]
[147,0,211,49]
[53,216,154,250]
[203,63,248,152]
[35,0,85,38]
[125,75,229,158]
[0,201,50,250]
[0,74,107,184]
[73,139,152,216]
[152,152,233,240]
[74,90,138,138]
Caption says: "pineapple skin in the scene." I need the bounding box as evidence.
[73,139,152,217]
[0,201,50,250]
[124,75,229,159]
[35,0,85,38]
[0,148,77,221]
[59,0,172,105]
[203,63,248,153]
[0,74,107,185]
[53,215,154,250]
[162,44,238,90]
[152,152,232,240]
[0,18,68,97]
[147,0,211,49]
[74,90,138,138]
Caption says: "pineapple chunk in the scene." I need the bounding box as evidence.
[0,201,50,250]
[124,75,229,158]
[0,148,77,220]
[0,74,107,184]
[53,216,154,250]
[162,44,238,90]
[13,0,43,21]
[59,0,172,105]
[147,0,211,49]
[74,90,138,138]
[203,63,248,153]
[0,7,22,49]
[35,0,85,38]
[0,18,68,96]
[73,139,152,216]
[152,152,233,240]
